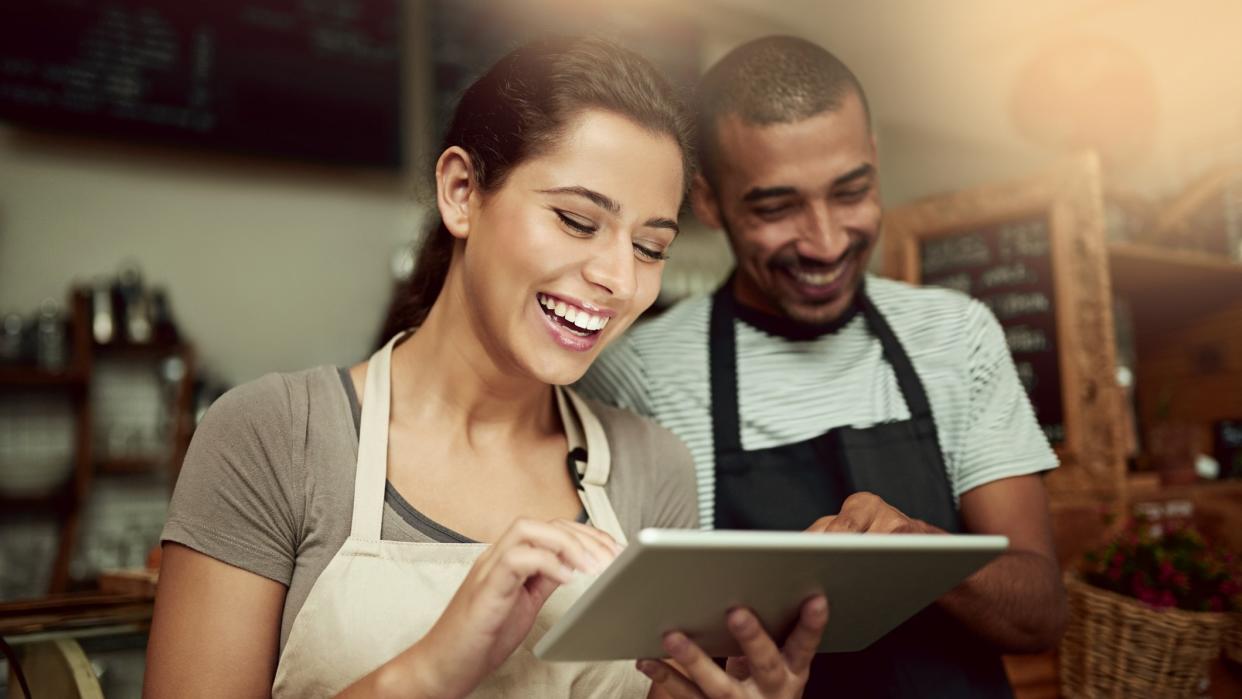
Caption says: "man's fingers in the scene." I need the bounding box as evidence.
[725,607,785,692]
[782,595,829,675]
[662,632,735,698]
[806,516,835,533]
[637,659,706,699]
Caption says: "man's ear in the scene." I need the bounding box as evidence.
[690,172,724,231]
[435,146,477,241]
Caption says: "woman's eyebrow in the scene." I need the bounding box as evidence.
[537,186,620,215]
[645,217,679,234]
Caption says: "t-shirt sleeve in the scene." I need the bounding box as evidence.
[643,423,701,530]
[574,337,656,418]
[160,373,303,586]
[951,300,1059,498]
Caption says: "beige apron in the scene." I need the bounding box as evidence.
[272,334,650,698]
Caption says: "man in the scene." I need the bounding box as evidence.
[577,36,1066,697]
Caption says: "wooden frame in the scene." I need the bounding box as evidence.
[881,153,1126,499]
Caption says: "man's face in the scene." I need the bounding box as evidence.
[694,91,881,325]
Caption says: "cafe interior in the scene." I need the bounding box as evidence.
[1,0,1241,696]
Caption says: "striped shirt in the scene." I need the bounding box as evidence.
[576,274,1058,529]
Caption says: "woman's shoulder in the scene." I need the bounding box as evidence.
[577,394,688,461]
[195,366,346,451]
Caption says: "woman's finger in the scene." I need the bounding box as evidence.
[724,607,786,693]
[548,519,622,564]
[662,632,735,699]
[781,595,830,675]
[492,518,611,576]
[486,544,575,597]
[637,659,706,699]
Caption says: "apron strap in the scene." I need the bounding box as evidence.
[857,294,936,425]
[559,387,628,546]
[708,284,743,455]
[350,332,405,549]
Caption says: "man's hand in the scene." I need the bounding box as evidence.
[641,595,829,699]
[806,492,941,535]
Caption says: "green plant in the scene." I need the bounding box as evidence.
[1082,514,1241,613]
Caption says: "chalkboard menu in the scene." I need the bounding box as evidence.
[919,216,1065,444]
[0,1,401,168]
[429,0,699,144]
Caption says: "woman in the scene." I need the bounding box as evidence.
[145,37,825,698]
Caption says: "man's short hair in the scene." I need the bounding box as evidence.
[696,35,871,185]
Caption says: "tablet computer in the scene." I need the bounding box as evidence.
[534,528,1007,661]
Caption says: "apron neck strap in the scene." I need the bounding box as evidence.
[350,332,404,543]
[558,386,628,545]
[708,279,936,457]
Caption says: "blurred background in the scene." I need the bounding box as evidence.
[1,1,1240,696]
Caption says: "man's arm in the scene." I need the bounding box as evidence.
[938,474,1066,653]
[808,474,1066,653]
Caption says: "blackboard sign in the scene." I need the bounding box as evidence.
[883,154,1127,499]
[919,216,1065,445]
[0,1,401,168]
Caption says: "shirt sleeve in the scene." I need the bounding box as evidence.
[574,336,657,418]
[160,373,303,586]
[643,424,701,530]
[950,301,1059,498]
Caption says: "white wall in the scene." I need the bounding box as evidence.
[0,128,425,384]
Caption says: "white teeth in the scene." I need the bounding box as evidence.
[792,266,844,286]
[537,293,610,333]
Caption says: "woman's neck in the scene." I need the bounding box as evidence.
[387,281,558,445]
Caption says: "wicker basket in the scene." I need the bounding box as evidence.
[1225,613,1242,666]
[1059,574,1231,698]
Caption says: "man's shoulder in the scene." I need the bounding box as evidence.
[866,275,988,333]
[615,294,713,356]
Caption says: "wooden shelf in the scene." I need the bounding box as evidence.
[97,457,167,475]
[0,365,87,388]
[1108,242,1242,338]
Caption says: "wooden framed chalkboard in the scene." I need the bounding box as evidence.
[882,153,1126,498]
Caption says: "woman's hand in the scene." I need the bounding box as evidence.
[640,595,829,699]
[412,518,620,698]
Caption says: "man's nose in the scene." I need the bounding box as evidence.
[796,203,852,262]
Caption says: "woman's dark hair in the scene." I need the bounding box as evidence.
[378,36,694,344]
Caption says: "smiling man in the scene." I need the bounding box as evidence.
[578,36,1066,697]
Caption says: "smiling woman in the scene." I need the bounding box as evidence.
[141,37,728,699]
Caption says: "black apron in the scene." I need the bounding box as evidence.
[709,283,1012,698]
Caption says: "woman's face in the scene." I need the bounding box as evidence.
[454,109,684,385]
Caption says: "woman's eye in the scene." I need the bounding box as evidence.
[634,244,668,262]
[556,210,597,234]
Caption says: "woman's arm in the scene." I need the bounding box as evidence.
[144,543,287,698]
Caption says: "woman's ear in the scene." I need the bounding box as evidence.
[690,173,723,231]
[436,146,477,241]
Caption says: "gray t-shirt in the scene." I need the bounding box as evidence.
[161,365,699,652]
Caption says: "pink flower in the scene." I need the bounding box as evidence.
[1158,590,1177,608]
[1209,597,1224,612]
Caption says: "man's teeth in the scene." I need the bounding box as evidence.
[791,266,845,286]
[538,294,610,331]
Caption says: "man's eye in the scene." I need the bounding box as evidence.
[836,187,869,202]
[556,210,597,234]
[754,204,793,218]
